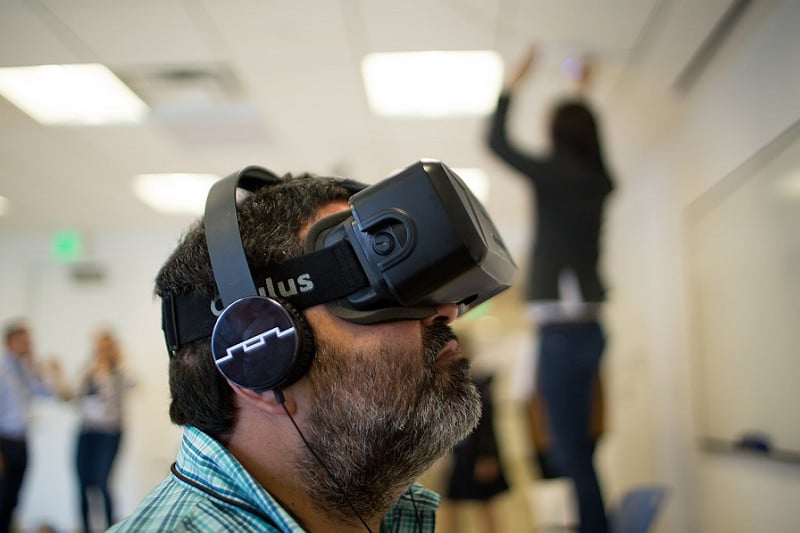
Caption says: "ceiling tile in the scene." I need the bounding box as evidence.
[0,0,81,66]
[40,0,218,65]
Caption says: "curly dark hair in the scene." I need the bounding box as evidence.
[154,173,354,443]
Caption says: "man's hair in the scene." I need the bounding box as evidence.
[155,174,354,443]
[4,320,28,345]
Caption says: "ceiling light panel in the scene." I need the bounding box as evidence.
[0,64,148,125]
[361,51,503,117]
[133,173,219,215]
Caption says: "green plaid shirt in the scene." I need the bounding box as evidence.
[110,426,438,532]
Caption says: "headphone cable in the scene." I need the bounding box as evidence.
[274,389,373,533]
[407,488,424,532]
[170,462,279,528]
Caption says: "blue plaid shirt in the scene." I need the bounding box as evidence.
[0,352,52,439]
[110,426,438,532]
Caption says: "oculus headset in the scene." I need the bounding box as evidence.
[162,160,517,392]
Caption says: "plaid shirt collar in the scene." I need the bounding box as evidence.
[177,426,439,532]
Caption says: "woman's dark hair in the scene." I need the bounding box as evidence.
[550,99,609,177]
[155,174,353,443]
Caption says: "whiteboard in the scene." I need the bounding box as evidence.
[686,120,800,458]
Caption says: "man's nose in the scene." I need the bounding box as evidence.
[421,303,459,327]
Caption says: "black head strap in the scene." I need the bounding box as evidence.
[162,239,369,354]
[204,166,281,306]
[162,291,219,353]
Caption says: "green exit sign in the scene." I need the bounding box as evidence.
[51,229,83,262]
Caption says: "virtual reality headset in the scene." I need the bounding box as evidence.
[162,160,517,353]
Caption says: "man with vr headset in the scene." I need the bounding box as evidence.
[110,160,516,532]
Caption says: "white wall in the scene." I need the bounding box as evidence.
[602,0,800,531]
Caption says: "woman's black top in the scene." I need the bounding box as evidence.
[488,92,613,303]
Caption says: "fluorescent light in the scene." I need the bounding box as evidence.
[454,168,490,203]
[133,173,219,215]
[0,195,8,216]
[0,64,147,125]
[361,51,503,117]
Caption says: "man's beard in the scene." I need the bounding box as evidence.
[294,324,481,523]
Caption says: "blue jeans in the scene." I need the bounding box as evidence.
[76,430,121,532]
[538,321,608,533]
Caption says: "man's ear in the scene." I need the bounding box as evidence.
[228,383,297,416]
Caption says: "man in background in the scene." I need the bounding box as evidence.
[0,322,66,533]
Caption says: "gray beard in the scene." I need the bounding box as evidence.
[295,324,481,523]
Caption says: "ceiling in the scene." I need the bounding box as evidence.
[0,0,734,259]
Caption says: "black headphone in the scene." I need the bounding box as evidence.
[204,166,316,392]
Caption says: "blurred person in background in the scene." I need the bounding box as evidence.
[527,368,605,484]
[0,321,69,533]
[74,328,135,532]
[440,336,509,533]
[487,45,614,533]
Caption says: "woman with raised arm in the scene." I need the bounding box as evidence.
[487,45,614,533]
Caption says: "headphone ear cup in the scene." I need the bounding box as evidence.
[211,296,314,392]
[275,299,315,388]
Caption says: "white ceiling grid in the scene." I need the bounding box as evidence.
[0,0,735,258]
